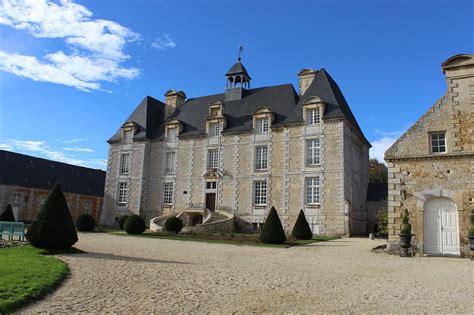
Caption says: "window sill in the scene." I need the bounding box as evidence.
[306,204,320,208]
[117,203,127,207]
[253,205,267,208]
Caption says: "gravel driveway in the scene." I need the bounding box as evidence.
[21,233,473,314]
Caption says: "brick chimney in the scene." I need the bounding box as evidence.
[297,68,318,95]
[164,90,186,119]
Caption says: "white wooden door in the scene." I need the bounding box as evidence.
[423,197,459,255]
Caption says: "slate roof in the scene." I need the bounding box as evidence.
[225,61,251,78]
[0,150,106,197]
[109,66,369,145]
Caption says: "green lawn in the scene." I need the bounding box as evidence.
[0,245,69,313]
[111,231,340,248]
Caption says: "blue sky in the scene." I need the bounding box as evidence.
[0,0,472,169]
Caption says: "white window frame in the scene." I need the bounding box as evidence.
[305,177,320,205]
[253,180,267,206]
[255,145,268,171]
[123,130,133,143]
[255,117,269,134]
[209,123,221,137]
[117,182,128,205]
[12,193,22,204]
[306,138,321,166]
[430,132,446,154]
[165,152,176,174]
[163,182,174,205]
[84,201,91,214]
[207,149,219,169]
[119,153,130,175]
[167,128,178,142]
[307,108,321,125]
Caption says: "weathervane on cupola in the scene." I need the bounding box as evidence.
[225,45,252,101]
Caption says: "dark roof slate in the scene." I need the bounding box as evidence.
[0,150,106,197]
[110,68,368,145]
[225,61,251,78]
[108,96,164,143]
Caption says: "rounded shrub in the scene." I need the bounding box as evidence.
[76,213,95,232]
[118,215,130,230]
[259,207,287,244]
[291,209,313,240]
[164,217,183,234]
[124,215,146,235]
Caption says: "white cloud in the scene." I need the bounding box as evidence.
[0,0,140,91]
[370,136,398,163]
[151,34,176,50]
[63,147,94,153]
[0,139,106,169]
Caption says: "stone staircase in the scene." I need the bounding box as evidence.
[203,212,227,224]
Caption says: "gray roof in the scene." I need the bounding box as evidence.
[109,68,369,145]
[109,96,165,143]
[225,61,251,79]
[0,150,105,197]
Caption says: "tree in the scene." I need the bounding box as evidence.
[26,183,78,249]
[369,158,388,183]
[259,207,287,244]
[0,204,16,222]
[291,210,313,240]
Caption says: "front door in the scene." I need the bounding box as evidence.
[205,193,216,212]
[423,197,459,255]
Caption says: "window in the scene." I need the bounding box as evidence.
[306,177,320,205]
[206,181,217,190]
[209,123,221,137]
[307,108,321,125]
[167,128,177,142]
[117,182,128,205]
[207,149,219,169]
[119,153,130,175]
[163,182,174,204]
[255,117,269,134]
[12,193,22,204]
[431,132,446,153]
[255,146,268,170]
[306,139,321,166]
[39,196,47,207]
[123,130,133,143]
[254,180,267,206]
[84,201,91,214]
[165,152,176,174]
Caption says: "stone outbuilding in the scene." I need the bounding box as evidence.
[0,150,105,223]
[385,54,474,256]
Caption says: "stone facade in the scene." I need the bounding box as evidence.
[385,54,474,256]
[101,61,370,236]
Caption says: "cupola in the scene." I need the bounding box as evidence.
[225,57,251,102]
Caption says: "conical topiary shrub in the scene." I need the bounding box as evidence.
[259,207,287,244]
[0,204,16,222]
[291,209,313,240]
[26,183,78,249]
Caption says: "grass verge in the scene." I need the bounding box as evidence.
[111,231,340,248]
[0,245,69,313]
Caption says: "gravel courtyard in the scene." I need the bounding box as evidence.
[22,233,473,314]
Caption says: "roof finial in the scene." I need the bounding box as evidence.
[238,44,243,62]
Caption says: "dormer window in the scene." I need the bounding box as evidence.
[430,132,446,154]
[209,123,221,137]
[167,128,178,142]
[123,130,133,143]
[302,96,325,126]
[256,118,269,134]
[307,108,321,125]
